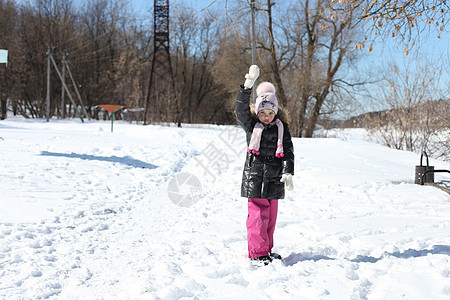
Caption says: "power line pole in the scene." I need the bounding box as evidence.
[49,53,84,123]
[63,58,90,120]
[61,53,66,118]
[251,0,257,102]
[46,46,51,122]
[144,0,178,126]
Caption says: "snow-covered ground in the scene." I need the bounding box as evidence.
[1,117,449,299]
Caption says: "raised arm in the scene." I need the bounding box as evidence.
[235,65,260,132]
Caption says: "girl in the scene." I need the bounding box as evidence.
[235,65,295,265]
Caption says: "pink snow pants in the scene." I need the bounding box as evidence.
[246,198,278,258]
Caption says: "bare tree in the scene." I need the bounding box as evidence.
[0,0,18,119]
[77,0,121,115]
[107,2,150,114]
[0,0,154,120]
[257,0,292,108]
[12,0,78,118]
[286,0,361,137]
[365,62,447,158]
[172,5,234,124]
[428,99,450,161]
[334,0,450,53]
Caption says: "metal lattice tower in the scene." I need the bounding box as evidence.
[144,0,178,125]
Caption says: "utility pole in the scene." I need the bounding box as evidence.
[251,0,257,102]
[61,53,66,118]
[144,0,178,126]
[49,54,84,123]
[63,58,90,119]
[46,46,51,122]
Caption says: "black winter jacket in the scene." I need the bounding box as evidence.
[235,85,295,199]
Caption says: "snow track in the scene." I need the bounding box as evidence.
[1,118,449,299]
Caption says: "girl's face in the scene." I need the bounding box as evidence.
[258,109,275,124]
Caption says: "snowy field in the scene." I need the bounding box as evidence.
[1,117,449,299]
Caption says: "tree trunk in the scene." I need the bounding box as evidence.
[304,19,349,137]
[1,99,6,120]
[297,0,317,137]
[304,91,329,137]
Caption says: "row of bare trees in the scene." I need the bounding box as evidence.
[0,0,149,119]
[364,63,449,161]
[0,0,448,147]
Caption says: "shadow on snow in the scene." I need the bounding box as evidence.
[40,151,157,169]
[351,245,450,263]
[284,245,450,266]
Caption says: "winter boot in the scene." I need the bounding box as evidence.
[269,252,282,260]
[250,255,273,266]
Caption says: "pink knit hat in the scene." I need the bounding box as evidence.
[255,82,278,115]
[248,82,284,158]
